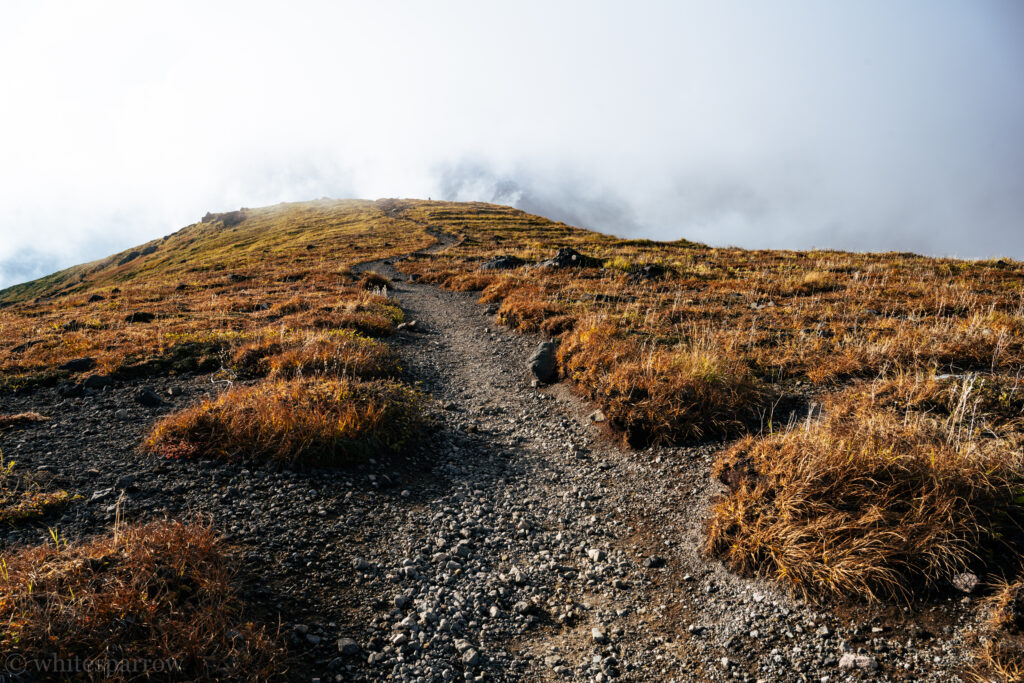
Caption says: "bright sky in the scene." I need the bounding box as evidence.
[1,1,1022,287]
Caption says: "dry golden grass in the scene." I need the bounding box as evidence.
[0,450,70,524]
[229,330,399,380]
[704,388,1024,602]
[143,378,426,466]
[0,519,282,681]
[971,579,1024,682]
[396,203,1024,445]
[0,412,51,430]
[0,199,428,391]
[559,318,759,443]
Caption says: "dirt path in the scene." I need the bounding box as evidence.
[328,236,976,682]
[0,229,976,682]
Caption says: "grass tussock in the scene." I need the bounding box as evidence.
[0,451,70,524]
[559,320,759,444]
[266,331,399,380]
[230,331,398,380]
[0,412,51,430]
[971,579,1024,681]
[704,389,1024,602]
[0,519,282,681]
[358,271,392,290]
[143,378,426,466]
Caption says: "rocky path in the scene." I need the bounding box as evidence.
[0,231,979,682]
[336,245,978,682]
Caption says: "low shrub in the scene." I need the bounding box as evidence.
[705,393,1024,601]
[971,579,1024,681]
[559,320,759,444]
[0,520,282,681]
[267,331,399,380]
[144,377,427,466]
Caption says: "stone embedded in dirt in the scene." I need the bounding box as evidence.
[838,653,878,670]
[462,648,480,666]
[134,388,164,407]
[644,555,666,569]
[90,487,113,502]
[124,311,155,323]
[479,255,525,271]
[396,320,419,331]
[59,357,97,372]
[592,627,608,643]
[953,572,980,593]
[587,548,606,562]
[588,409,607,423]
[87,294,105,303]
[535,247,600,269]
[527,341,557,383]
[337,638,360,656]
[627,263,668,283]
[82,374,112,390]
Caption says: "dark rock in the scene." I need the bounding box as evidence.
[480,255,525,271]
[535,247,601,269]
[59,357,97,372]
[58,382,84,398]
[203,210,247,227]
[83,374,113,390]
[337,638,361,656]
[527,341,557,383]
[644,555,666,569]
[117,250,142,266]
[627,263,668,283]
[134,388,164,407]
[124,312,155,323]
[175,283,188,291]
[87,294,105,303]
[227,273,248,283]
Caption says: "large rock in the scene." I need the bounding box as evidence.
[134,388,164,407]
[527,341,557,383]
[59,357,97,372]
[124,311,155,323]
[627,263,667,283]
[535,247,600,269]
[479,255,525,271]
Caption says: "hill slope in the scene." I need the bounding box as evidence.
[1,198,1023,681]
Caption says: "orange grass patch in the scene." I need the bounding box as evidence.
[704,390,1024,602]
[143,378,427,466]
[0,520,283,681]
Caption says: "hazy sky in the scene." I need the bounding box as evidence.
[1,1,1022,288]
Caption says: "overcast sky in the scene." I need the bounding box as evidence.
[1,1,1022,288]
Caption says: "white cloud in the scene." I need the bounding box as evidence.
[1,1,1022,287]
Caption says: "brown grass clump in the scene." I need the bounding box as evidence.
[0,451,70,524]
[267,331,399,380]
[358,271,392,290]
[0,520,282,681]
[143,378,426,465]
[496,289,566,333]
[560,320,760,444]
[971,580,1024,682]
[705,391,1024,602]
[0,412,51,430]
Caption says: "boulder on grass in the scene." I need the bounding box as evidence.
[527,341,557,383]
